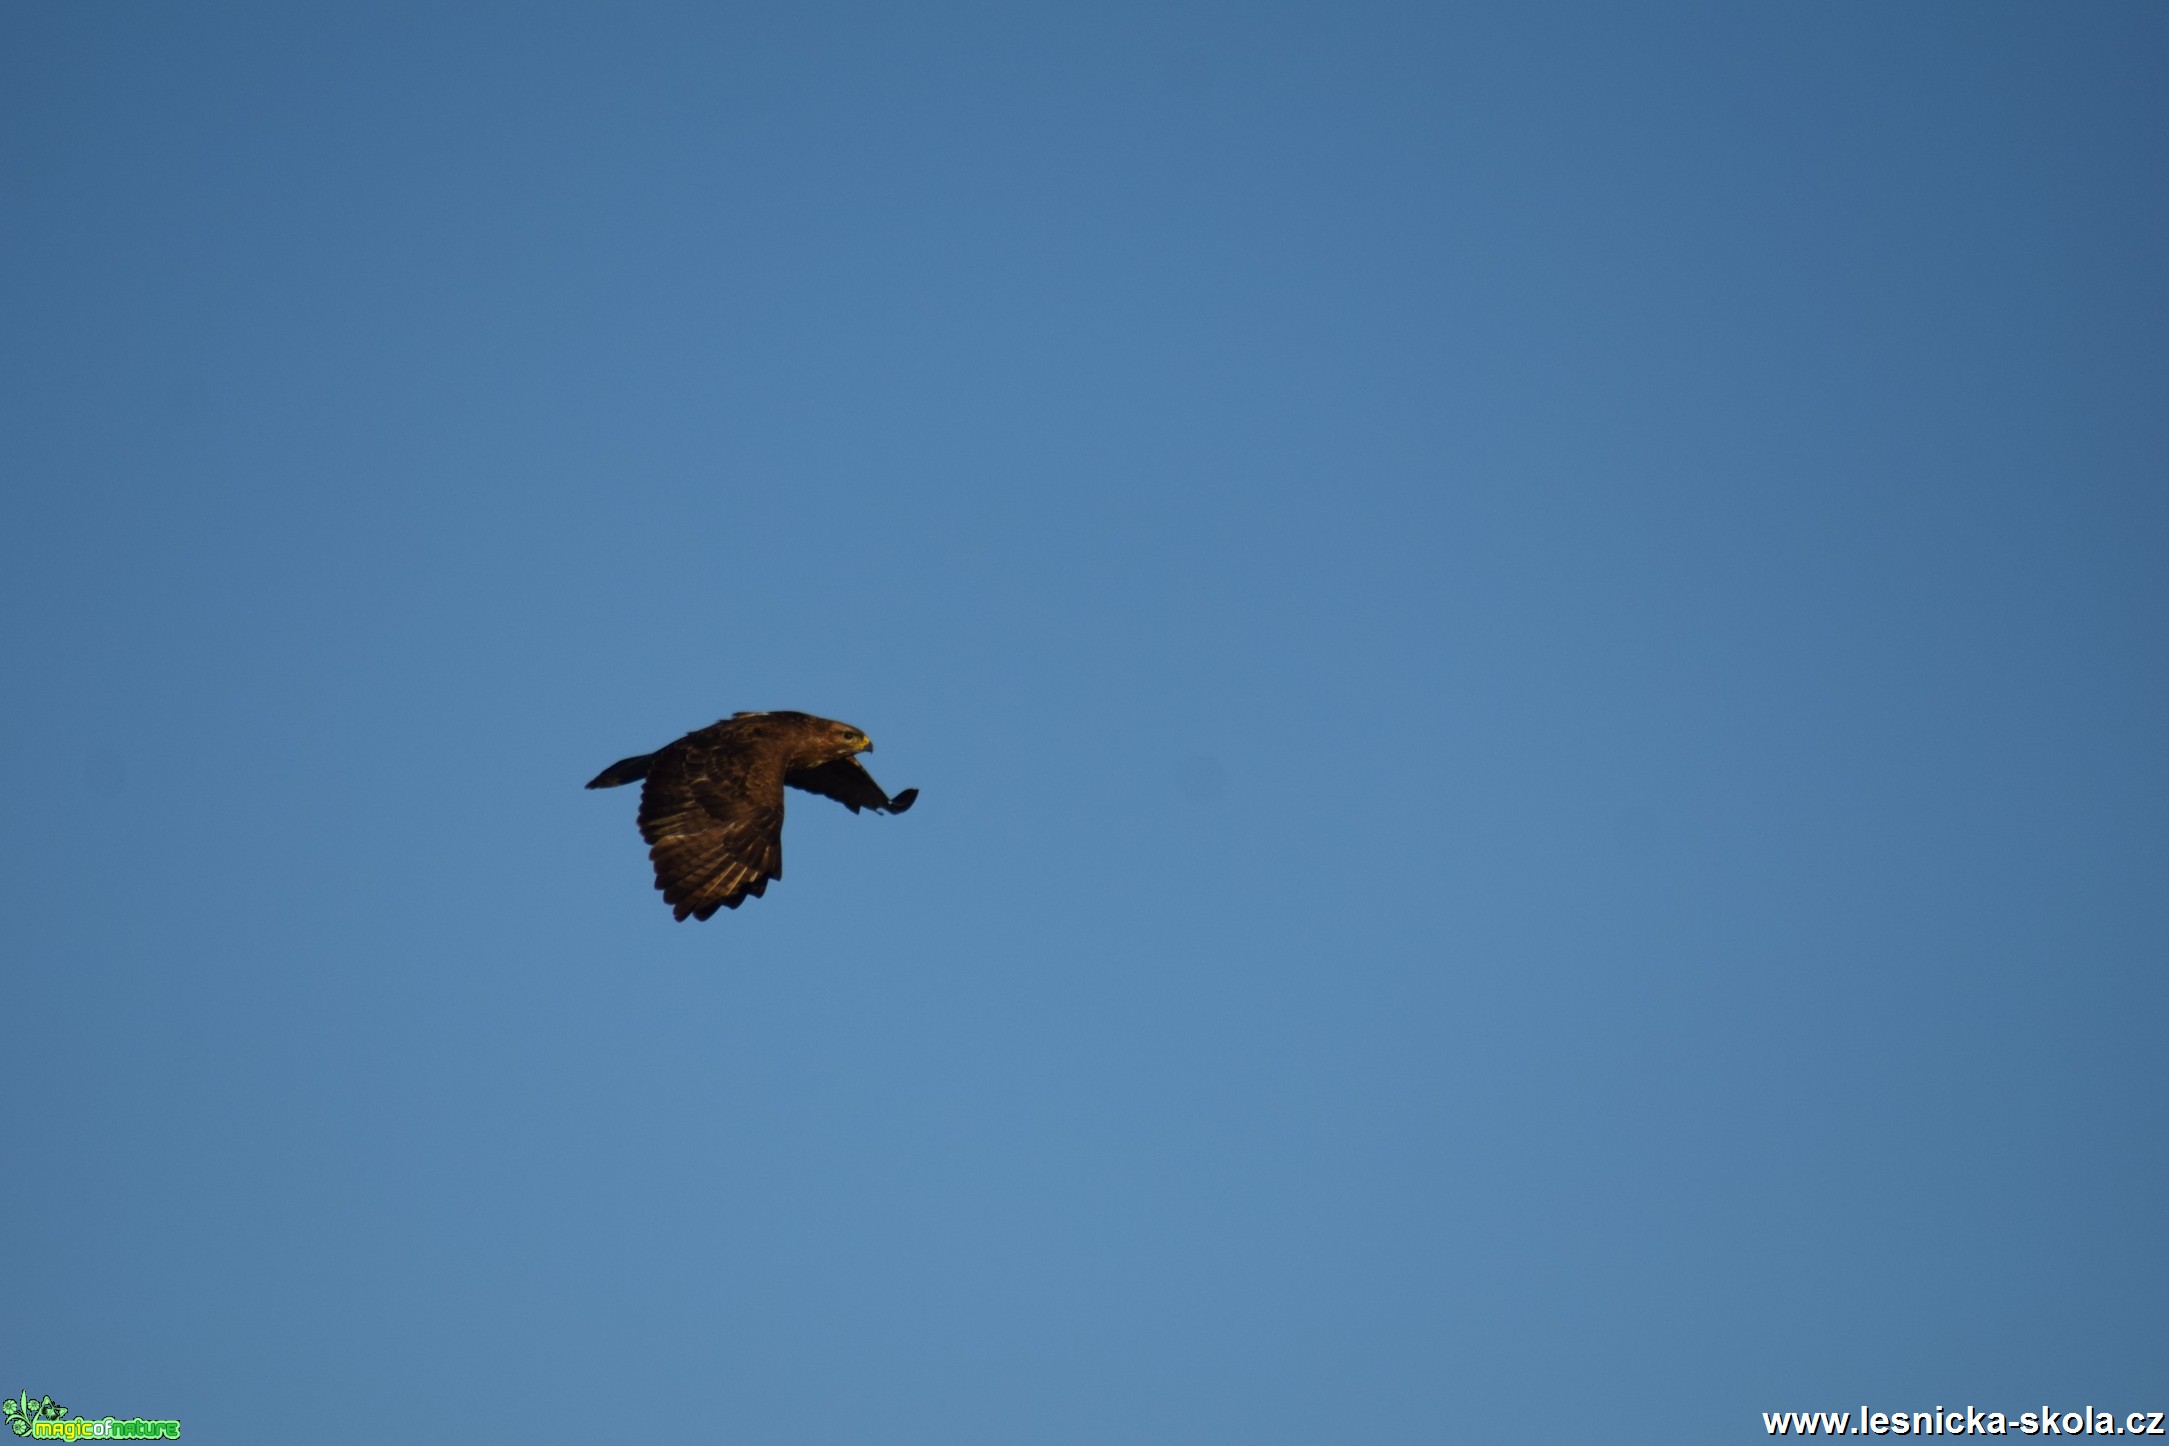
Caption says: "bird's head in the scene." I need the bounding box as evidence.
[827,721,874,757]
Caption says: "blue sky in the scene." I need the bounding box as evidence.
[4,4,2165,1441]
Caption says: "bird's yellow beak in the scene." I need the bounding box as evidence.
[859,737,874,752]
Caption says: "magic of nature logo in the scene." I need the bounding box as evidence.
[2,1393,178,1440]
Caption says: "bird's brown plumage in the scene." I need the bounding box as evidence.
[585,711,917,921]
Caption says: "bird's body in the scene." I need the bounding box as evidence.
[586,711,917,920]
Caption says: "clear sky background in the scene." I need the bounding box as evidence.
[4,4,2165,1442]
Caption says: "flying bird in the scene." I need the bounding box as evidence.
[587,710,918,920]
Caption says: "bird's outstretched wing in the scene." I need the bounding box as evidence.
[785,756,919,815]
[636,744,785,921]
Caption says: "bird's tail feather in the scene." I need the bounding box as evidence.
[585,752,657,789]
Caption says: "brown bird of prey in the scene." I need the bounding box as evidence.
[586,711,918,920]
